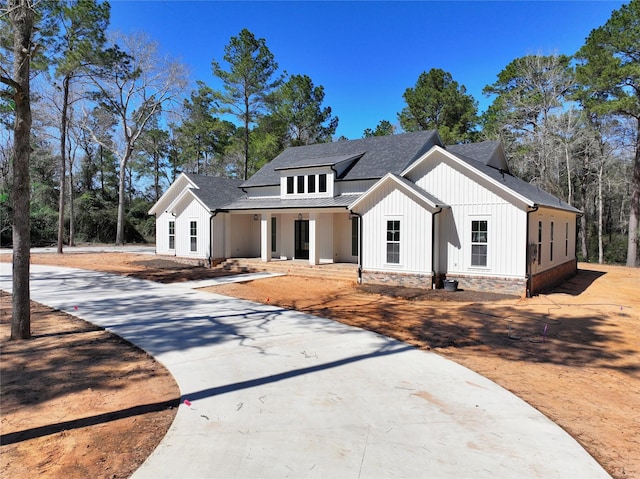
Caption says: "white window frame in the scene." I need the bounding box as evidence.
[168,220,175,250]
[189,220,197,253]
[385,219,401,265]
[470,218,489,268]
[537,221,543,266]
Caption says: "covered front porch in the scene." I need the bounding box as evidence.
[224,208,359,266]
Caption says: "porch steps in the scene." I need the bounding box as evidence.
[216,258,358,282]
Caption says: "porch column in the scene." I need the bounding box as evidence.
[261,212,272,262]
[224,213,232,258]
[309,212,319,265]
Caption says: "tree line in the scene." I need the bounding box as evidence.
[1,0,638,338]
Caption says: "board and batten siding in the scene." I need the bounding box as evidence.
[173,197,212,259]
[229,214,260,258]
[314,212,334,262]
[529,208,576,274]
[333,212,358,263]
[211,213,228,259]
[155,211,174,255]
[358,182,433,274]
[409,156,528,279]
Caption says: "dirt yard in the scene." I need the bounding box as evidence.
[1,251,639,479]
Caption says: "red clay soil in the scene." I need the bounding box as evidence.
[1,252,638,478]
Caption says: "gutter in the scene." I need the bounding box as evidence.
[431,206,444,288]
[526,204,540,298]
[349,210,363,284]
[209,210,218,267]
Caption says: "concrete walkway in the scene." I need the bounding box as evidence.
[0,264,610,478]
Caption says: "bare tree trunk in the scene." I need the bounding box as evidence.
[69,153,75,246]
[244,94,250,181]
[57,75,70,254]
[598,162,604,264]
[99,144,105,193]
[580,157,590,261]
[564,142,573,205]
[626,122,639,267]
[116,159,126,245]
[154,150,160,202]
[8,0,34,340]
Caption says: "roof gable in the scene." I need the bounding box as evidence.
[349,172,447,212]
[149,173,244,215]
[402,146,580,214]
[186,174,245,210]
[148,172,196,215]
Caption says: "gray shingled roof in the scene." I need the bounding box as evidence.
[273,153,364,171]
[185,174,245,211]
[446,141,502,167]
[186,134,577,215]
[242,130,441,187]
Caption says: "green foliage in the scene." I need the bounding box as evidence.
[74,191,146,243]
[52,0,111,79]
[574,0,640,119]
[482,54,574,135]
[575,0,640,266]
[212,29,283,119]
[268,74,338,146]
[127,197,155,240]
[212,28,284,179]
[74,192,116,243]
[30,203,57,246]
[363,120,395,138]
[173,82,236,175]
[398,68,478,144]
[0,183,11,246]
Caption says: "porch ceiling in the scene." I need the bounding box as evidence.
[221,194,360,212]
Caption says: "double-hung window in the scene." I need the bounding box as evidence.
[386,220,400,264]
[190,221,197,252]
[537,221,543,265]
[168,220,175,250]
[471,220,488,267]
[297,175,305,194]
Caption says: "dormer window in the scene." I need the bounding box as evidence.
[319,174,327,193]
[280,171,333,198]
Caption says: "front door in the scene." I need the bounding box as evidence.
[294,220,309,260]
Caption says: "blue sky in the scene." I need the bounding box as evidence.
[109,0,626,139]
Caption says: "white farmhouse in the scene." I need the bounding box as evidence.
[149,130,580,296]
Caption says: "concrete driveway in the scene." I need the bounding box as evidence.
[0,264,610,478]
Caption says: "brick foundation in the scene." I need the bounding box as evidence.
[361,271,434,289]
[530,259,577,295]
[155,254,211,267]
[450,274,526,296]
[362,270,526,296]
